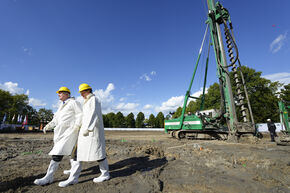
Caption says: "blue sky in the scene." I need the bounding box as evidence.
[0,0,289,117]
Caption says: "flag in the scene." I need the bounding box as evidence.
[2,113,7,123]
[22,115,28,126]
[11,114,16,122]
[17,114,21,123]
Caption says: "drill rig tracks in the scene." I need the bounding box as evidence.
[168,129,228,140]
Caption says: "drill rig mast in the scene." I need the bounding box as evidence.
[164,0,256,140]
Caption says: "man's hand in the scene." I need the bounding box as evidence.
[73,125,81,132]
[83,129,90,136]
[43,125,51,134]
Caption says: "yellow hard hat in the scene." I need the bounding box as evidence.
[56,86,71,94]
[79,83,92,92]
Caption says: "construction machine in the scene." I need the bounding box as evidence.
[275,101,290,145]
[164,0,257,140]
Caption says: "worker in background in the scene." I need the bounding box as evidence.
[267,118,277,142]
[34,87,82,186]
[59,83,110,187]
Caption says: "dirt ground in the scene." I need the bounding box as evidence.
[0,131,289,193]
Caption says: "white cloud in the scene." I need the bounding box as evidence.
[142,104,155,117]
[94,83,114,102]
[114,103,139,114]
[191,87,208,98]
[150,71,156,75]
[119,97,126,102]
[93,83,115,113]
[155,95,185,114]
[23,47,33,56]
[140,70,157,82]
[263,72,290,85]
[126,93,135,96]
[143,104,153,109]
[155,88,208,115]
[0,81,26,94]
[0,81,48,109]
[76,95,84,104]
[91,83,139,115]
[29,98,46,107]
[52,100,62,111]
[270,32,287,53]
[140,73,152,81]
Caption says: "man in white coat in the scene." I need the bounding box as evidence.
[78,83,110,183]
[34,87,82,186]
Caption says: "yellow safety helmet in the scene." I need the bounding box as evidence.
[79,83,92,92]
[56,86,71,94]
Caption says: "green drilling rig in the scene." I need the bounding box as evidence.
[276,101,290,145]
[164,0,256,140]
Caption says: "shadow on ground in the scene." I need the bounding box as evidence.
[78,156,167,183]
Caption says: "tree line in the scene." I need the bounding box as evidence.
[103,112,165,128]
[0,90,54,126]
[171,66,290,123]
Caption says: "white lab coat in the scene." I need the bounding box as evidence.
[77,94,106,161]
[48,98,82,155]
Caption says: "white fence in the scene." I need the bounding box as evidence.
[104,128,164,131]
[1,124,288,132]
[256,123,288,132]
[0,124,163,131]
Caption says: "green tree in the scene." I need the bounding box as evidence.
[173,66,281,123]
[231,66,280,122]
[103,114,109,127]
[148,114,156,128]
[37,108,54,124]
[144,118,149,127]
[136,112,145,128]
[187,100,201,114]
[125,112,135,128]
[0,91,34,124]
[172,107,182,118]
[0,89,56,126]
[106,112,116,128]
[114,112,126,128]
[26,106,38,125]
[0,90,13,121]
[0,90,13,113]
[165,113,171,120]
[202,83,221,110]
[280,83,290,106]
[11,94,30,115]
[156,112,165,128]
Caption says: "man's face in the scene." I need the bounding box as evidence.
[80,90,90,99]
[58,92,69,101]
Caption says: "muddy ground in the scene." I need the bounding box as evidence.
[0,131,289,193]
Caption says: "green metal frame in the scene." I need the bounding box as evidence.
[206,0,237,134]
[164,0,255,137]
[278,101,290,134]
